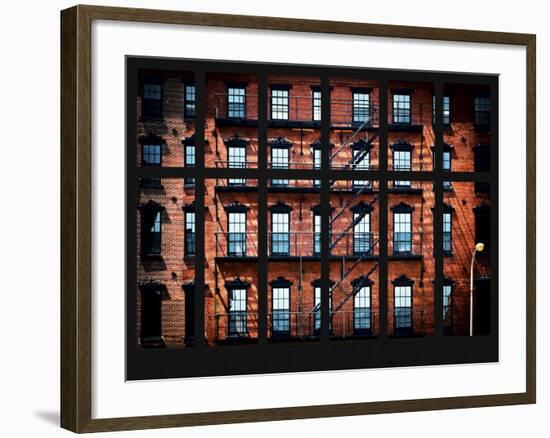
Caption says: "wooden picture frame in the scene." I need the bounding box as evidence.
[61,4,536,432]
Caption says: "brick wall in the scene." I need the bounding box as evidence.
[136,71,492,346]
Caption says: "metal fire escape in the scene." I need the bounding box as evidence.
[308,109,380,317]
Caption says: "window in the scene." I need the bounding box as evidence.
[227,86,246,118]
[142,144,161,166]
[313,212,321,255]
[312,144,321,187]
[183,136,195,187]
[228,211,246,256]
[352,276,372,335]
[314,283,332,334]
[393,275,414,335]
[443,283,453,327]
[352,203,372,255]
[271,279,291,336]
[142,82,162,118]
[443,210,453,254]
[312,88,321,121]
[271,88,289,120]
[393,93,411,124]
[270,139,290,186]
[474,204,491,251]
[392,203,413,255]
[443,148,452,189]
[473,144,490,193]
[312,204,332,256]
[351,140,372,188]
[140,138,162,187]
[474,96,490,128]
[227,283,248,337]
[184,84,196,119]
[148,211,162,255]
[392,142,412,187]
[184,209,195,257]
[432,95,451,125]
[228,145,246,185]
[140,202,163,256]
[352,91,370,124]
[271,210,290,255]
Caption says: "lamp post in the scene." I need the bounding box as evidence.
[469,242,485,336]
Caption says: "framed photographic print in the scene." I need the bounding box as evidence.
[61,4,536,432]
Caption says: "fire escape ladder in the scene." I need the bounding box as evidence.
[346,132,379,169]
[330,187,378,228]
[307,238,379,315]
[329,209,367,251]
[329,108,379,162]
[331,239,379,294]
[333,263,379,313]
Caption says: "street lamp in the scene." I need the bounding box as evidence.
[469,242,485,336]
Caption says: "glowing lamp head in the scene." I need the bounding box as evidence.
[475,242,485,252]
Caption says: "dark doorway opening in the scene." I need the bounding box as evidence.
[140,285,165,348]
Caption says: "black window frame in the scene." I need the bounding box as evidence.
[139,201,163,257]
[391,141,412,188]
[433,95,451,126]
[351,202,373,256]
[182,135,196,188]
[351,139,373,188]
[391,203,414,255]
[269,202,292,256]
[269,137,292,186]
[311,86,322,122]
[184,83,196,119]
[270,85,290,120]
[474,94,491,130]
[351,276,373,335]
[392,275,414,336]
[226,201,249,257]
[392,91,412,124]
[443,206,453,255]
[352,88,371,126]
[226,136,248,186]
[227,85,246,119]
[269,277,293,337]
[312,279,334,336]
[141,81,162,119]
[443,278,455,332]
[139,134,164,188]
[183,203,196,258]
[226,278,250,338]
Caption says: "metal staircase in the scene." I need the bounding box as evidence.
[308,236,379,315]
[306,109,380,317]
[330,195,378,251]
[332,263,378,313]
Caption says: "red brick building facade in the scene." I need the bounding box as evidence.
[135,70,492,348]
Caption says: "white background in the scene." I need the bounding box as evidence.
[93,20,527,418]
[0,0,546,437]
